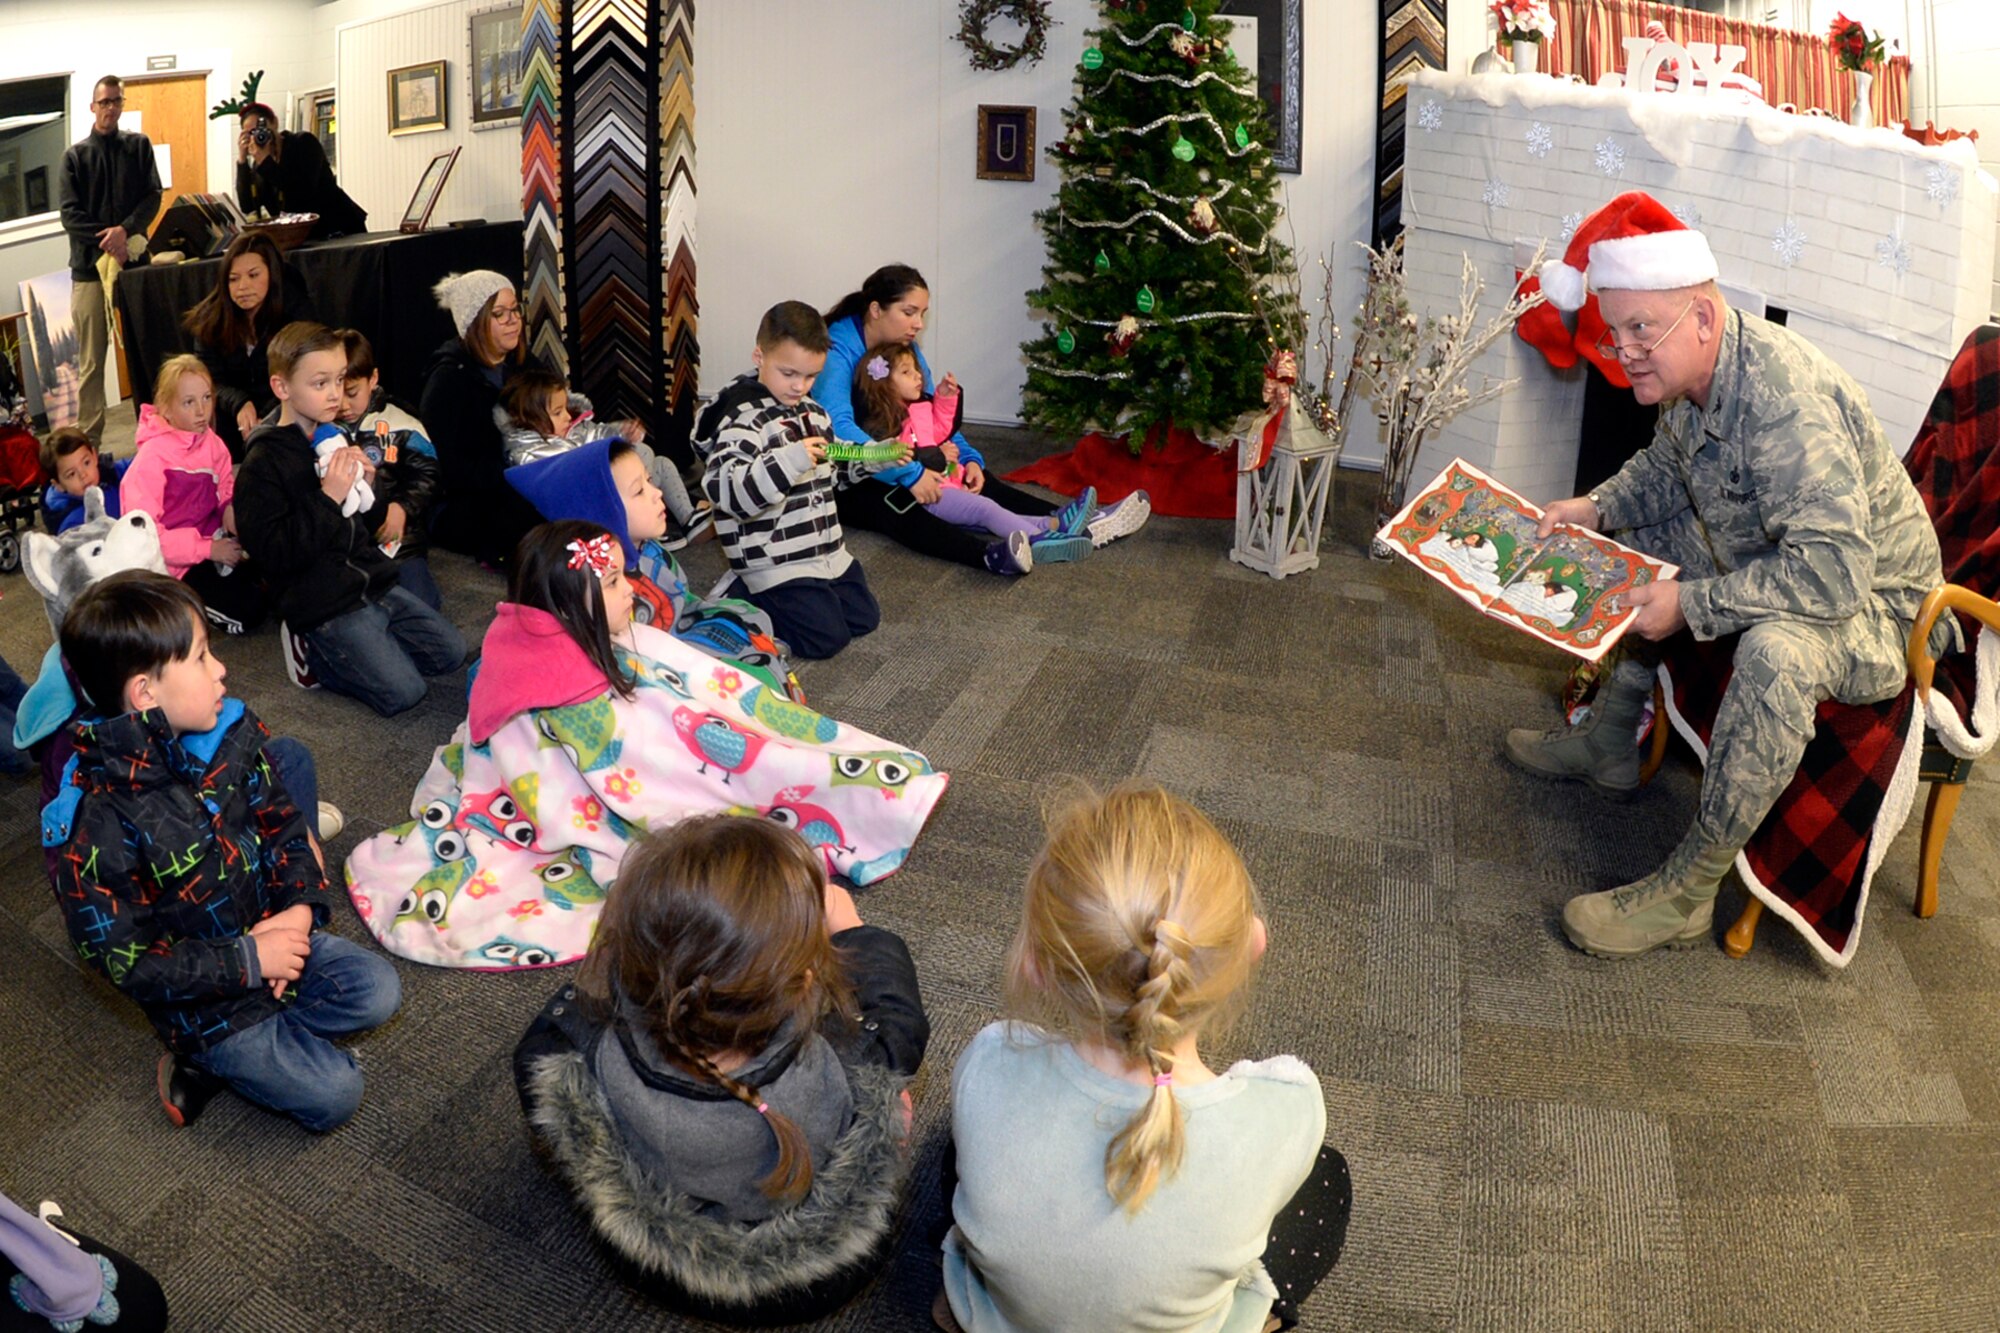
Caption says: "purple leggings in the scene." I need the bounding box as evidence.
[924,486,1046,540]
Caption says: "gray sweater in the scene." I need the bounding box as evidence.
[943,1022,1326,1333]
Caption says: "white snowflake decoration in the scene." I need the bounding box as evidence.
[1594,138,1626,177]
[1875,233,1913,276]
[1771,220,1807,268]
[1671,201,1703,230]
[1525,122,1554,158]
[1559,211,1584,242]
[1926,163,1960,207]
[1482,178,1511,208]
[1416,99,1443,133]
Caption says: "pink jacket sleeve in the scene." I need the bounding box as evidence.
[212,433,236,512]
[119,450,211,572]
[905,392,960,451]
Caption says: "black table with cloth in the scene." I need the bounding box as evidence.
[115,222,524,407]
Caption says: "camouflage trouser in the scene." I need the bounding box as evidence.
[1630,509,1910,854]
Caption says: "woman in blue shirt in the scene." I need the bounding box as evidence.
[820,265,1148,570]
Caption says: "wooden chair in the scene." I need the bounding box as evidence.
[1719,588,1993,957]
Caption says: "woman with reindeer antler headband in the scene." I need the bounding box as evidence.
[215,71,367,239]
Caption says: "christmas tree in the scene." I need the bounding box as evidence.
[1020,0,1289,444]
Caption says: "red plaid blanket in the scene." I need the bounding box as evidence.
[1658,323,1999,966]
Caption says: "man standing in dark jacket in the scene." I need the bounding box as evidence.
[235,102,367,238]
[57,75,161,445]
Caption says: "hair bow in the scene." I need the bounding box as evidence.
[865,355,890,381]
[566,534,620,576]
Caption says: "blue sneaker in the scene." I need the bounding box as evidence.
[1052,487,1098,539]
[983,530,1034,576]
[1029,529,1092,563]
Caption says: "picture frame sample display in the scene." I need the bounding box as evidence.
[470,6,525,127]
[388,60,448,136]
[1218,0,1302,172]
[400,146,462,233]
[976,105,1036,181]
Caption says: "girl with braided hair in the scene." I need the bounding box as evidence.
[512,814,928,1322]
[938,783,1350,1333]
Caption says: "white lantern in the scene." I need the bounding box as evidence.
[1229,397,1341,579]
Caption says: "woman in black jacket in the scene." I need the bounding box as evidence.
[235,103,367,238]
[417,270,544,565]
[181,231,315,461]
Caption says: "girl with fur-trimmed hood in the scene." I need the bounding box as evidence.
[514,814,927,1323]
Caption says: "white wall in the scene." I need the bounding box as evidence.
[1928,0,2000,316]
[697,0,1382,458]
[0,0,322,315]
[324,0,522,231]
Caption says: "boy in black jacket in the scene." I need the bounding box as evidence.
[234,322,465,715]
[50,572,401,1130]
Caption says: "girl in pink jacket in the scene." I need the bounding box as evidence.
[849,342,1096,575]
[125,355,269,634]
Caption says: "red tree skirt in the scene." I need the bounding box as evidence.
[1002,426,1237,520]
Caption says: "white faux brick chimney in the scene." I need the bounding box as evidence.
[1398,69,1998,500]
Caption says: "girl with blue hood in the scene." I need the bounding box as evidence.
[507,437,801,700]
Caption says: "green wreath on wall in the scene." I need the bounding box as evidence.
[955,0,1057,72]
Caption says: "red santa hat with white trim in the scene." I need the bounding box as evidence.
[1539,191,1718,313]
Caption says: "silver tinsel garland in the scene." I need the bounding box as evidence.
[1113,21,1186,46]
[1082,176,1237,207]
[1058,206,1269,252]
[1096,110,1257,157]
[1084,67,1239,94]
[1045,304,1256,327]
[1026,359,1132,380]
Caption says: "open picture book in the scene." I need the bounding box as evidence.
[1376,458,1679,662]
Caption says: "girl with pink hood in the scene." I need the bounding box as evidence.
[124,355,270,635]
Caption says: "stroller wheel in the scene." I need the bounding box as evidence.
[0,529,17,574]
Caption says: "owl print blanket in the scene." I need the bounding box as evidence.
[344,621,948,968]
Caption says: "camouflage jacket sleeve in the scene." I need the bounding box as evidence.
[1678,394,1875,639]
[1589,426,1692,532]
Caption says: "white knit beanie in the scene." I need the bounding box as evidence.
[433,270,514,338]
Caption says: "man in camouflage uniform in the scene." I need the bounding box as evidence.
[1504,192,1943,959]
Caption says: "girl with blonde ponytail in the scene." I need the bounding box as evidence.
[514,815,930,1323]
[938,783,1350,1333]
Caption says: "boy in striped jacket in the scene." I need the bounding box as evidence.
[695,301,881,659]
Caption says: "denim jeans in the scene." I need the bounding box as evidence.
[0,651,29,776]
[263,737,318,818]
[302,587,466,717]
[190,934,401,1132]
[396,555,444,610]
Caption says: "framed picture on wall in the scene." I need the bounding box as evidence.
[296,88,336,168]
[387,60,448,136]
[469,5,524,128]
[976,105,1036,182]
[24,167,48,216]
[1217,0,1302,172]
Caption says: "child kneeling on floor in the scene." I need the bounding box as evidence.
[515,814,927,1323]
[938,783,1351,1333]
[696,302,881,660]
[235,321,467,715]
[47,571,400,1132]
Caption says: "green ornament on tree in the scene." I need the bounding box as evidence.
[1171,134,1196,162]
[1181,7,1197,32]
[1081,46,1104,70]
[1234,122,1250,149]
[1136,285,1156,314]
[1094,248,1112,274]
[1057,327,1076,354]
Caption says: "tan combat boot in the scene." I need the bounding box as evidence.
[1504,661,1652,797]
[1560,838,1737,959]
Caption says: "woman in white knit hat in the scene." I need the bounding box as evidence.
[417,270,545,565]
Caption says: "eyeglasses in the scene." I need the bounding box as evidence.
[94,96,125,108]
[1594,299,1695,363]
[490,306,523,324]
